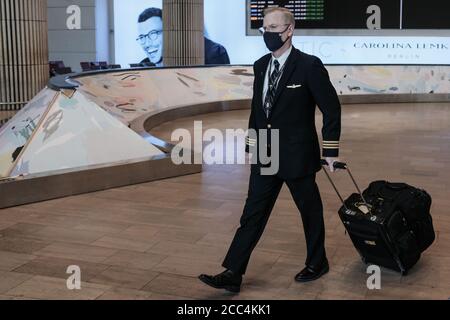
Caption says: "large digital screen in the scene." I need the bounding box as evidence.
[403,0,450,29]
[248,0,450,30]
[113,0,450,66]
[249,0,399,29]
[113,0,230,68]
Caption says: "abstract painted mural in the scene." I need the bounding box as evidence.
[327,65,450,95]
[0,89,57,177]
[1,64,449,179]
[0,89,164,179]
[75,66,255,125]
[74,65,450,127]
[10,91,164,177]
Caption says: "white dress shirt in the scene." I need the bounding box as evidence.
[262,45,293,103]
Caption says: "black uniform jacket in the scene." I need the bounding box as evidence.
[245,47,341,179]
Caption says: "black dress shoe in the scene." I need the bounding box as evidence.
[198,270,242,293]
[295,261,329,283]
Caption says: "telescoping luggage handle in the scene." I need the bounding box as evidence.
[320,159,368,210]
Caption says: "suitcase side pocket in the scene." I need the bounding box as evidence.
[344,221,401,271]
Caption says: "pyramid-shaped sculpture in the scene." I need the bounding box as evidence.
[0,88,164,179]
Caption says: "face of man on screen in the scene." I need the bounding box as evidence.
[137,16,163,65]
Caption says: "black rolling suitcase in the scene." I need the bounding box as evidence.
[320,160,435,275]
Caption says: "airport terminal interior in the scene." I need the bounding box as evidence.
[0,0,449,301]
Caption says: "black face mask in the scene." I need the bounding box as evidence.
[263,26,290,52]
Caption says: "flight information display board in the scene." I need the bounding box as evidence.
[248,0,450,30]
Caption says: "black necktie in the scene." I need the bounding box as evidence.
[264,59,280,118]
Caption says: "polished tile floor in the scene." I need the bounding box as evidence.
[0,102,449,300]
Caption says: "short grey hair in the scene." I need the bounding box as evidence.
[264,7,296,27]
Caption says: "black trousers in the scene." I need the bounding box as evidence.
[222,170,327,275]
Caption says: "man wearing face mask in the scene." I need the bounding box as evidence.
[199,7,342,293]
